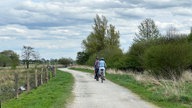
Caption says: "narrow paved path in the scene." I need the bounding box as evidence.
[59,68,159,108]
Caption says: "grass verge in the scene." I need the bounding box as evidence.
[70,67,192,108]
[2,70,74,108]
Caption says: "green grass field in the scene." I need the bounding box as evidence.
[2,70,74,108]
[70,67,192,108]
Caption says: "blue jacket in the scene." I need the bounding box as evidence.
[99,60,106,67]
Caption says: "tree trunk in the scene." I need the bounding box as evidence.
[27,61,29,69]
[35,69,38,87]
[26,70,30,92]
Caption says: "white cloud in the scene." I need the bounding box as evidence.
[0,36,13,40]
[0,0,191,59]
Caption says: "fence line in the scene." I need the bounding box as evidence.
[0,65,56,103]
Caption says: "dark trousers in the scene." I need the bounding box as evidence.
[95,68,99,79]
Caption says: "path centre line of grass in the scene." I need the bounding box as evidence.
[70,67,190,108]
[2,70,74,108]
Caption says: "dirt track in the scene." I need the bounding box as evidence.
[59,68,159,108]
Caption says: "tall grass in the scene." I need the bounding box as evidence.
[0,67,55,102]
[0,69,25,101]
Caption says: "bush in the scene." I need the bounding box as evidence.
[124,41,154,72]
[86,53,97,66]
[0,54,11,67]
[144,42,192,79]
[58,58,73,66]
[86,47,123,68]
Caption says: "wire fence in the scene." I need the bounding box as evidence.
[0,65,56,104]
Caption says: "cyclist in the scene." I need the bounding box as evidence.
[94,57,99,81]
[99,57,107,80]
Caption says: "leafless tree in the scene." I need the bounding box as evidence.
[22,46,38,68]
[135,18,160,42]
[166,26,178,38]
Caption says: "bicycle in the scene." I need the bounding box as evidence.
[100,69,105,83]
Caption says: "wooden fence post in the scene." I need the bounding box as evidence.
[40,68,43,85]
[45,68,48,83]
[53,65,56,77]
[51,67,54,78]
[14,72,19,98]
[35,69,38,88]
[48,67,50,80]
[26,70,30,92]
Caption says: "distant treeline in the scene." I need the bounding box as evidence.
[0,46,73,69]
[76,14,192,79]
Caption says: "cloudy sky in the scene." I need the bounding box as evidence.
[0,0,191,60]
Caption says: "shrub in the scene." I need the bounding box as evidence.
[124,41,154,72]
[144,42,192,79]
[86,47,123,68]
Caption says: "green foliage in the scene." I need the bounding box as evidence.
[99,47,123,68]
[86,47,123,68]
[78,17,192,81]
[122,55,143,71]
[124,41,153,71]
[144,42,192,79]
[124,35,190,76]
[0,54,11,67]
[79,14,121,66]
[188,30,192,42]
[82,14,108,55]
[82,15,120,54]
[106,24,120,48]
[58,58,73,66]
[76,51,89,65]
[85,53,98,66]
[0,50,19,68]
[2,70,74,108]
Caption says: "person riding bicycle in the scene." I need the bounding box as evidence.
[94,57,99,80]
[99,57,107,80]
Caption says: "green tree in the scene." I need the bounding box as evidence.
[76,51,89,65]
[0,50,19,68]
[135,18,160,42]
[82,14,120,55]
[106,24,120,48]
[82,14,108,55]
[188,27,192,42]
[0,54,11,67]
[58,58,73,66]
[80,14,121,66]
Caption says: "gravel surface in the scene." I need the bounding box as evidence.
[59,68,159,108]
